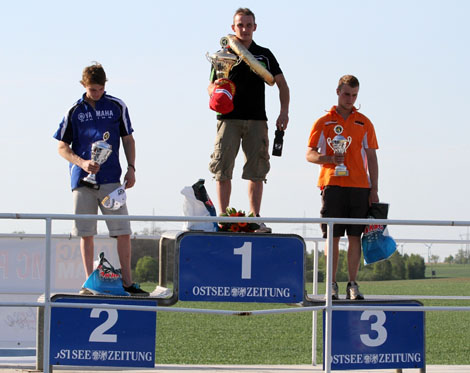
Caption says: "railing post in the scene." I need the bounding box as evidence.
[36,306,44,371]
[311,240,319,365]
[43,218,52,373]
[324,222,334,373]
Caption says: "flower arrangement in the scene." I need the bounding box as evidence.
[218,207,260,232]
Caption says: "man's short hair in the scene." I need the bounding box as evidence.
[337,75,359,90]
[233,7,256,23]
[80,62,107,86]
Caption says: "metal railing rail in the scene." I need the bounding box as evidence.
[1,213,469,373]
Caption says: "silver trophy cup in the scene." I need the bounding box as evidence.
[327,135,352,176]
[206,37,241,80]
[81,140,112,189]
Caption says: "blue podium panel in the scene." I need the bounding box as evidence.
[50,297,157,368]
[178,233,305,303]
[323,301,425,370]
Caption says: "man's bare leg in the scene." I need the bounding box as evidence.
[325,237,341,283]
[80,236,95,278]
[248,180,263,216]
[216,179,231,214]
[347,235,362,282]
[117,234,132,287]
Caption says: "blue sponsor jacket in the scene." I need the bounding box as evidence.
[53,92,133,190]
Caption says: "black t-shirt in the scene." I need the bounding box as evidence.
[211,41,282,120]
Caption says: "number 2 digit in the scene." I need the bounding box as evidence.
[89,308,118,343]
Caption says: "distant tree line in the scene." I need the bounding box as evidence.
[306,250,426,282]
[130,237,428,284]
[444,249,470,264]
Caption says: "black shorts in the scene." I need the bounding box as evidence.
[320,186,370,238]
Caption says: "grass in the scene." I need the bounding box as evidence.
[140,277,470,366]
[425,263,470,278]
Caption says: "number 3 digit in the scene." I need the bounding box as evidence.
[89,308,118,343]
[360,310,387,347]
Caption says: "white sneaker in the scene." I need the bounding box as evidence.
[324,282,339,300]
[255,222,272,233]
[346,281,364,300]
[79,287,93,295]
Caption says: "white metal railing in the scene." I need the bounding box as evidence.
[1,213,470,373]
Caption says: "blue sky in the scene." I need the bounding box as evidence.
[2,0,470,260]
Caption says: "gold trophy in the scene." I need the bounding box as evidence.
[206,37,241,79]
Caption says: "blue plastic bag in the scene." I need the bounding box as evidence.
[362,203,397,265]
[362,229,397,265]
[82,252,129,296]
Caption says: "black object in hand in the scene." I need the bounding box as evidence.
[272,130,284,157]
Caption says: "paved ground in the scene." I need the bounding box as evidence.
[0,360,469,373]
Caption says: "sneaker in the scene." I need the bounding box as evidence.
[79,287,93,295]
[346,281,364,300]
[324,282,339,300]
[123,283,150,297]
[255,222,272,233]
[331,282,339,300]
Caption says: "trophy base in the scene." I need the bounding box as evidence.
[334,167,349,177]
[79,179,100,190]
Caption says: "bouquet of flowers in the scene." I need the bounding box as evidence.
[218,207,260,232]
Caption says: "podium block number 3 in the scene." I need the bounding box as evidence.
[233,242,252,279]
[89,308,118,343]
[360,310,388,347]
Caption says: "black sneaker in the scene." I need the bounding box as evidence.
[346,281,364,300]
[123,283,150,297]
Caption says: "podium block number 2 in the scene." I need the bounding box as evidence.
[233,242,252,279]
[89,308,118,343]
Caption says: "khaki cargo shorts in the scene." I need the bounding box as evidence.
[209,119,270,181]
[72,183,132,237]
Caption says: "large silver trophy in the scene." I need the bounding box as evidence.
[327,134,352,176]
[206,37,241,79]
[81,139,112,189]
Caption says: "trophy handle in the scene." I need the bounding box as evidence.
[345,136,352,150]
[326,137,334,152]
[233,56,242,68]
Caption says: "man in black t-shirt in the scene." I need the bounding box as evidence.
[208,7,290,232]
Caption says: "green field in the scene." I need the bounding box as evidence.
[142,276,470,365]
[425,263,470,278]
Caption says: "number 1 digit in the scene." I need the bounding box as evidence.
[234,242,252,279]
